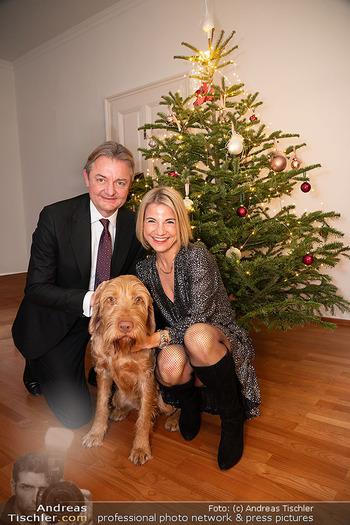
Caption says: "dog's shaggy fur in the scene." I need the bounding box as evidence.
[82,275,179,465]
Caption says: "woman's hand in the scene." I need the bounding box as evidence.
[131,330,169,353]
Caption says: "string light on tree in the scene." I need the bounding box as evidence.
[137,28,350,330]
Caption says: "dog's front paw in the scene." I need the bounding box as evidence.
[129,447,153,466]
[165,409,180,432]
[109,407,130,422]
[82,430,105,448]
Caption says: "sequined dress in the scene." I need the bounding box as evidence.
[136,243,261,419]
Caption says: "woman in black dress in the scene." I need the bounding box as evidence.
[135,186,260,470]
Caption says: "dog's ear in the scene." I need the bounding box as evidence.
[89,281,108,336]
[146,299,156,335]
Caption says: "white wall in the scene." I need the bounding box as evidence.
[5,0,350,317]
[0,60,27,274]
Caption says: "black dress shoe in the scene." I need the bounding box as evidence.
[87,366,97,387]
[23,361,42,396]
[23,378,42,396]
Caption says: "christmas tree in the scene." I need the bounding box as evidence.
[129,29,350,331]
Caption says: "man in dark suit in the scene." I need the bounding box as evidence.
[12,141,146,429]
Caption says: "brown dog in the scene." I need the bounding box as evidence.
[82,275,179,465]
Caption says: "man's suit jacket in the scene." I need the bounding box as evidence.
[12,193,146,359]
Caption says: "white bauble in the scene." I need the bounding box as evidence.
[202,13,215,33]
[227,134,244,155]
[183,196,194,211]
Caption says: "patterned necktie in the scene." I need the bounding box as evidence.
[94,219,112,290]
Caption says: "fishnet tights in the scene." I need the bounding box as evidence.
[156,323,229,386]
[156,344,191,386]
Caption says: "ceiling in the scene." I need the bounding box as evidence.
[0,0,123,62]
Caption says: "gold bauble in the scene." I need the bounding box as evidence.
[291,157,301,169]
[270,153,287,172]
[225,247,242,260]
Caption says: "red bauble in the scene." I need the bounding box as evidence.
[302,253,314,266]
[301,182,311,193]
[250,114,258,122]
[168,171,179,178]
[237,205,248,217]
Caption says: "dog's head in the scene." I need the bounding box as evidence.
[89,275,156,352]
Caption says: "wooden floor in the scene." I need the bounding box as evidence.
[1,273,350,503]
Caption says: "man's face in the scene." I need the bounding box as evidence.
[84,156,132,217]
[11,471,49,516]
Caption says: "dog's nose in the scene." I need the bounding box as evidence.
[118,321,134,334]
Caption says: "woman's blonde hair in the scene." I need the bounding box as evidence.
[136,186,193,251]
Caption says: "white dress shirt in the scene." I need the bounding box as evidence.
[82,201,118,317]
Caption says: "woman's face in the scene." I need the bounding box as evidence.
[144,203,178,257]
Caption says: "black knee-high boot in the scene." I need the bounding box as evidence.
[192,351,244,470]
[157,375,201,441]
